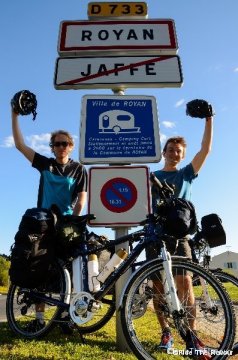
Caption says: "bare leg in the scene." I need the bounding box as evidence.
[175,274,196,330]
[153,279,170,330]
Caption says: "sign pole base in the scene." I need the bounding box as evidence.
[115,226,131,352]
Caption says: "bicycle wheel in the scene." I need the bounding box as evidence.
[213,271,238,347]
[73,290,116,334]
[6,260,67,339]
[121,258,235,360]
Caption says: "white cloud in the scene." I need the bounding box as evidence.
[1,135,15,148]
[175,99,185,108]
[160,133,167,146]
[234,67,238,72]
[161,121,176,129]
[26,133,51,155]
[2,132,78,155]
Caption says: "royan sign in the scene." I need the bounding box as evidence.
[58,19,178,56]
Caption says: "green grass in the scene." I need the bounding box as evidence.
[0,286,8,295]
[222,282,238,302]
[1,276,237,359]
[0,314,189,360]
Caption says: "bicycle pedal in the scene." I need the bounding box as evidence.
[91,301,101,312]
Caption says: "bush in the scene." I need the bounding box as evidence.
[0,256,10,286]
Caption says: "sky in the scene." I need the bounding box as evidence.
[1,0,238,258]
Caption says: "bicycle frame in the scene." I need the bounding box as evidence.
[23,220,183,327]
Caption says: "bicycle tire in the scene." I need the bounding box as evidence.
[6,260,67,339]
[212,270,238,347]
[212,270,238,293]
[74,291,116,334]
[121,258,235,360]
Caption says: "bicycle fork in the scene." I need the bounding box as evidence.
[160,247,183,317]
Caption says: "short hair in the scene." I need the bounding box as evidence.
[49,130,74,149]
[163,136,187,152]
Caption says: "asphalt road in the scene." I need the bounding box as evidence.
[0,294,7,322]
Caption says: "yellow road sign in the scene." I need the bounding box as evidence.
[88,2,147,18]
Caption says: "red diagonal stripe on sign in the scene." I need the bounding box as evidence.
[111,184,131,204]
[59,56,173,85]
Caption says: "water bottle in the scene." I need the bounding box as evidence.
[96,248,128,284]
[87,254,100,292]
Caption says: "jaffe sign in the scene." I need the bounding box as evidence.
[58,19,178,56]
[54,55,183,90]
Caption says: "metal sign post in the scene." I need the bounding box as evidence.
[113,88,131,352]
[54,1,183,353]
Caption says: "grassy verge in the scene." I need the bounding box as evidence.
[0,315,189,360]
[0,286,8,295]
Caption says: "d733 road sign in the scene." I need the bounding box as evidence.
[54,55,183,90]
[58,19,178,56]
[88,2,148,18]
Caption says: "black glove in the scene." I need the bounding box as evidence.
[11,90,37,120]
[186,99,215,119]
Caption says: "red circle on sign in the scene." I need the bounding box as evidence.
[100,177,137,213]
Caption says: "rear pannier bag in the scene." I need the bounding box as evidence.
[201,213,226,248]
[9,208,55,288]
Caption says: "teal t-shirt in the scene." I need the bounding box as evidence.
[152,163,197,211]
[32,152,87,215]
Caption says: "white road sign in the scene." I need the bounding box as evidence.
[54,55,183,90]
[58,19,178,56]
[88,166,151,227]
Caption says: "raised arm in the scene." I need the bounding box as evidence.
[191,117,213,175]
[11,110,35,163]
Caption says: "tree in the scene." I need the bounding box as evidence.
[0,256,10,286]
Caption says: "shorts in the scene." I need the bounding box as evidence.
[145,237,192,277]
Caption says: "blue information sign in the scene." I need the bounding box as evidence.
[80,95,161,164]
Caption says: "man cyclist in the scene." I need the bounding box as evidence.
[11,109,87,333]
[148,114,213,359]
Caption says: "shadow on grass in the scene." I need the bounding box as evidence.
[0,321,137,360]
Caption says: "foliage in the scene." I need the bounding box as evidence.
[0,256,10,287]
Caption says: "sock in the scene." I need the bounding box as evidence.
[162,327,171,333]
[36,312,44,324]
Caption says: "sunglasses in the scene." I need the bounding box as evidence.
[53,141,69,148]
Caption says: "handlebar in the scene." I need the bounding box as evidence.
[150,173,175,200]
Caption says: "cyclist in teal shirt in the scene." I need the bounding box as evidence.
[12,109,87,334]
[149,116,213,358]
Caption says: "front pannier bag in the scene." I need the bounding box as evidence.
[201,213,226,248]
[9,208,55,288]
[160,198,197,239]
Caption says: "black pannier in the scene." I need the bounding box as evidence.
[9,208,55,288]
[201,213,226,248]
[55,215,84,260]
[159,198,197,239]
